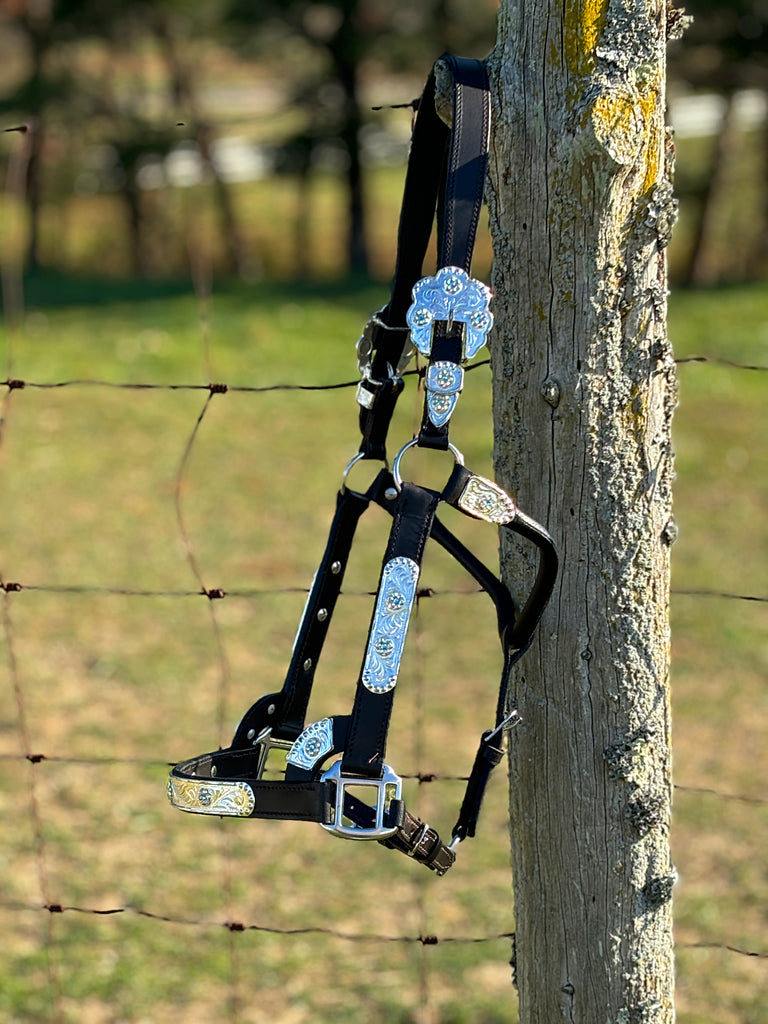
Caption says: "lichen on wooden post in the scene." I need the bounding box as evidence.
[485,0,678,1020]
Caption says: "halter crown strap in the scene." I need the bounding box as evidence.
[357,56,491,461]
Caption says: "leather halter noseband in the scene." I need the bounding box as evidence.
[168,56,558,877]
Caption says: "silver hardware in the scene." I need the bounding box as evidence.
[448,834,463,852]
[407,822,431,856]
[267,704,276,716]
[287,717,335,771]
[303,658,313,672]
[341,450,389,494]
[331,561,342,575]
[317,608,328,622]
[210,765,217,777]
[320,760,402,840]
[384,487,398,501]
[356,382,376,410]
[248,726,293,778]
[391,438,464,491]
[247,729,256,740]
[406,267,493,361]
[357,310,414,380]
[457,474,517,525]
[362,556,420,693]
[424,361,465,428]
[486,709,522,744]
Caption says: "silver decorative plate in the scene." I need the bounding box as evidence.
[425,360,465,428]
[167,776,255,817]
[458,475,517,525]
[362,556,420,693]
[287,717,335,771]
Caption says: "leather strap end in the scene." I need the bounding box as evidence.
[382,810,456,876]
[453,730,504,841]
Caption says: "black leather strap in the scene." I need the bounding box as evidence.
[170,752,335,823]
[341,483,440,779]
[383,810,456,876]
[359,55,490,459]
[229,473,391,749]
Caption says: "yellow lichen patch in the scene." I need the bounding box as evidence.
[564,0,609,76]
[590,84,662,193]
[637,87,662,194]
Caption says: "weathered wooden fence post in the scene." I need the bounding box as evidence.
[485,1,678,1020]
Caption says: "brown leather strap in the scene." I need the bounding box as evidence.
[382,810,456,876]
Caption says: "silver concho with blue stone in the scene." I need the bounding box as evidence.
[425,361,465,427]
[362,556,420,694]
[287,717,335,771]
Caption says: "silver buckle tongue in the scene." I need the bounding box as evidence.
[320,760,402,840]
[250,726,294,780]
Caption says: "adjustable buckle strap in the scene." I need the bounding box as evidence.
[382,810,456,876]
[327,771,455,874]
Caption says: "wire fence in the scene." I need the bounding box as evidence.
[0,334,766,1024]
[1,112,767,1023]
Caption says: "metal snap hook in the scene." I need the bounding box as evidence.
[391,438,464,491]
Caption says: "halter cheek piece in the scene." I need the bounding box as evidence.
[168,55,558,876]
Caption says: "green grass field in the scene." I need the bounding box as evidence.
[0,273,766,1023]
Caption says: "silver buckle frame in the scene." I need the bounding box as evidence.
[320,760,402,840]
[250,727,294,779]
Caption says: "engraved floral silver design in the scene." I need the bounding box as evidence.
[287,717,335,771]
[362,556,420,693]
[458,474,517,525]
[167,776,255,817]
[425,361,465,428]
[406,266,493,361]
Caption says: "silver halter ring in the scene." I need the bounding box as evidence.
[391,438,464,491]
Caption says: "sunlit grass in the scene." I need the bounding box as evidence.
[0,280,765,1022]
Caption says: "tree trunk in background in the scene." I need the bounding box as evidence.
[151,13,248,278]
[331,0,369,275]
[686,91,735,288]
[486,1,678,1020]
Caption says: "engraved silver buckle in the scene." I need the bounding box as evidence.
[405,267,493,428]
[320,760,402,840]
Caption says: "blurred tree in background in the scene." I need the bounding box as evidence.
[669,0,768,284]
[3,0,768,285]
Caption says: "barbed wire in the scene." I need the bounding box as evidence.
[1,351,766,399]
[0,750,763,807]
[1,901,765,960]
[2,579,765,604]
[675,355,768,371]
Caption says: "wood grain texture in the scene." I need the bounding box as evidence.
[486,1,678,1020]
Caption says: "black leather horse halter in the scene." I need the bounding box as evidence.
[168,56,558,876]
